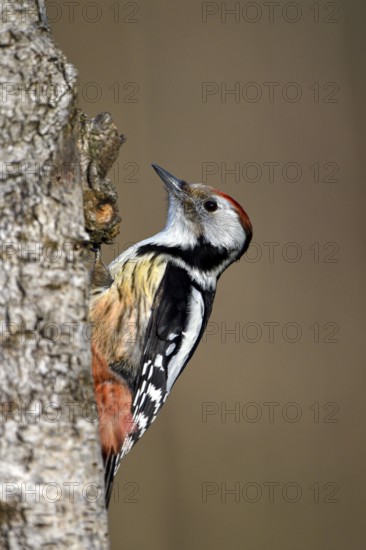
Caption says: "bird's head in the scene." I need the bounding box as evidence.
[152,164,252,264]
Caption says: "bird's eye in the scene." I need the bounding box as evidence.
[203,200,218,212]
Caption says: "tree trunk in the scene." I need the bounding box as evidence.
[0,1,122,547]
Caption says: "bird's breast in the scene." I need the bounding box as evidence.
[89,254,168,375]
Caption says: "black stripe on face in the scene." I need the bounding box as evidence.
[137,239,229,272]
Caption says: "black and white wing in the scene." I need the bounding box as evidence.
[105,262,214,502]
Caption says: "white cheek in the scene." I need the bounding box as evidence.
[205,210,245,250]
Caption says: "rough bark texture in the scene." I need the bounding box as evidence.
[0,1,123,547]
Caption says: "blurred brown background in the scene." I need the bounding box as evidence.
[51,1,365,548]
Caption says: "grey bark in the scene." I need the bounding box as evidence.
[0,1,123,548]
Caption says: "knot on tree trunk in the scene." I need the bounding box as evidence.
[79,112,125,246]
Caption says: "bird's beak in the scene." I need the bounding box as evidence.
[152,164,187,197]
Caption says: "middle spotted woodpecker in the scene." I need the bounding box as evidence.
[90,164,253,505]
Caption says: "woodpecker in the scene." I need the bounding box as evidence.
[90,164,252,506]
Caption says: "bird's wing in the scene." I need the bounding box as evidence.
[106,263,214,490]
[122,263,194,451]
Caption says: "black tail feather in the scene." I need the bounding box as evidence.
[104,453,118,508]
